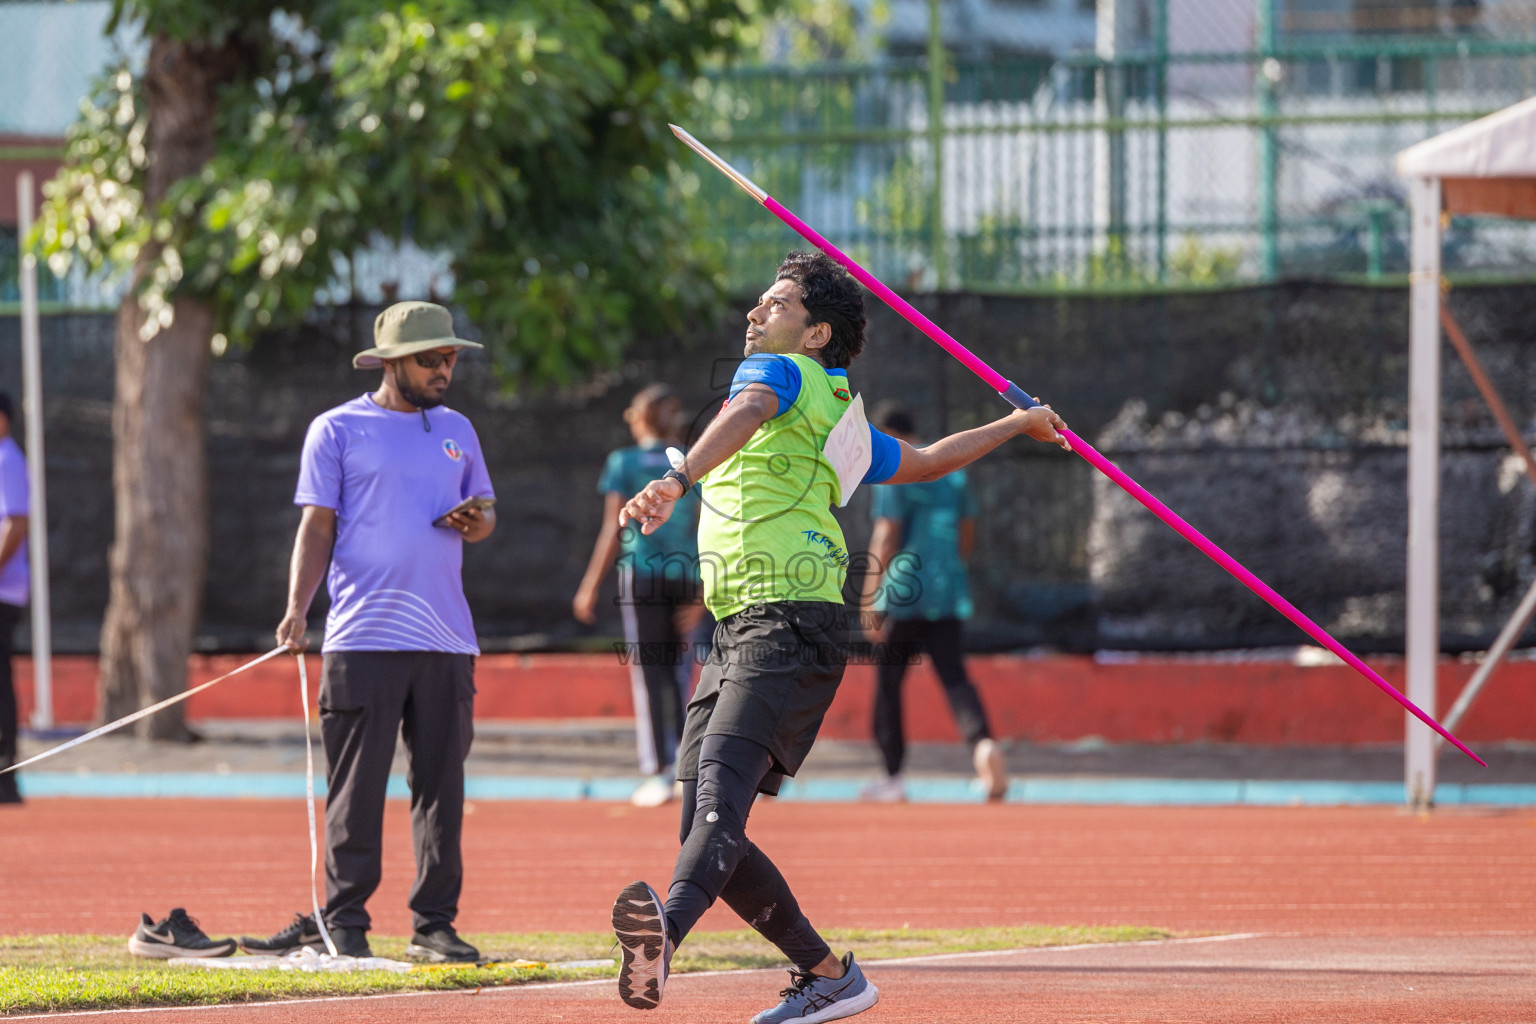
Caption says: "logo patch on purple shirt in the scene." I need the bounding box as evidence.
[442,439,463,461]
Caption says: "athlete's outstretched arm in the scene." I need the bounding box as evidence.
[619,385,778,534]
[884,406,1069,485]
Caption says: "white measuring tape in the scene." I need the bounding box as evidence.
[296,653,339,957]
[0,646,289,775]
[5,645,340,957]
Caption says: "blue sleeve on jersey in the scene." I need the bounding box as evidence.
[862,425,902,485]
[729,354,802,417]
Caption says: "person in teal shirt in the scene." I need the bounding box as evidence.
[574,385,705,808]
[858,402,1006,803]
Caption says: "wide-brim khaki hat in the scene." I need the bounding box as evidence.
[353,301,485,368]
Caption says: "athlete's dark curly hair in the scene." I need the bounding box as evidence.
[774,250,867,369]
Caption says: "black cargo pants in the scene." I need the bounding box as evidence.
[319,651,475,933]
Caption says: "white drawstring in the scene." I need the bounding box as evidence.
[1,646,289,775]
[297,654,340,957]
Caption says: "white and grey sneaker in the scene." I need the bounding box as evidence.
[612,880,672,1009]
[858,774,906,803]
[752,952,879,1024]
[974,737,1008,801]
[631,773,676,808]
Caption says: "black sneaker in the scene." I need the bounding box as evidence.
[405,924,480,963]
[239,912,326,956]
[329,926,373,958]
[128,908,236,959]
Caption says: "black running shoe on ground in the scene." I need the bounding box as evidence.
[612,880,671,1010]
[239,912,326,956]
[329,926,372,958]
[127,908,236,959]
[405,924,480,963]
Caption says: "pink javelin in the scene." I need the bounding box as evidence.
[669,124,1483,767]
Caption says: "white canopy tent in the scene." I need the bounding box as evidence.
[1395,98,1536,806]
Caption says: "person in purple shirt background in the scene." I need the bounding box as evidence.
[0,392,29,805]
[252,302,495,963]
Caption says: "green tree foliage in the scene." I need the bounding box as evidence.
[39,0,779,382]
[753,0,888,64]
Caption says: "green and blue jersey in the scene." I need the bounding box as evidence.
[696,353,901,620]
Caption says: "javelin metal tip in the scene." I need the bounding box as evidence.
[668,122,768,204]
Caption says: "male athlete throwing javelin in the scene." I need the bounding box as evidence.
[610,251,1068,1023]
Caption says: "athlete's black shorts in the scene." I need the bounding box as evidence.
[675,600,848,796]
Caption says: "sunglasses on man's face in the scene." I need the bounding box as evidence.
[412,350,459,370]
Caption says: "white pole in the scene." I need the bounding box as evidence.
[1437,573,1536,744]
[16,172,52,731]
[1405,175,1441,809]
[1092,0,1128,254]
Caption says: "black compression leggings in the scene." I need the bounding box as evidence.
[664,733,833,971]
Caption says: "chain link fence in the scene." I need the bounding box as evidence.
[693,0,1536,293]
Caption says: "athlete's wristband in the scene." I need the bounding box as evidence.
[662,468,691,495]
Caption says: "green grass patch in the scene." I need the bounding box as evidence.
[0,925,1171,1015]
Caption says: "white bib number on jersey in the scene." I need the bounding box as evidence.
[823,393,871,508]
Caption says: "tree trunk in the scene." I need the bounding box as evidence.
[98,298,213,738]
[98,35,242,739]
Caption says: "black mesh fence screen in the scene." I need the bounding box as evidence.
[1,280,1532,653]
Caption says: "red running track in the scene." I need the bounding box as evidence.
[2,800,1534,1020]
[2,800,1531,937]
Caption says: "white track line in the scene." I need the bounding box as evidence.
[7,933,1264,1020]
[865,931,1263,967]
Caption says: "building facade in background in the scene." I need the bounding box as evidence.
[0,1,120,304]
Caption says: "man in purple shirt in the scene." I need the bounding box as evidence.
[254,302,495,962]
[0,393,29,805]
